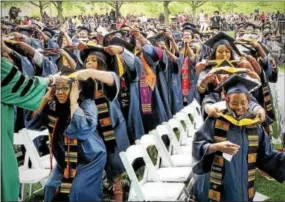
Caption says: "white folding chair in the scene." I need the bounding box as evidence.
[25,129,56,170]
[14,129,50,201]
[183,101,204,130]
[120,144,187,201]
[153,126,192,167]
[166,118,193,147]
[189,99,202,118]
[174,112,195,137]
[137,134,194,191]
[158,124,192,155]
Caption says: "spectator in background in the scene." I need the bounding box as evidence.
[199,10,205,31]
[210,11,221,31]
[260,11,266,23]
[203,13,210,31]
[23,16,30,25]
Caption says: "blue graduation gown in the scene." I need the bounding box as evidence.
[177,54,199,105]
[137,45,168,133]
[122,55,145,141]
[26,99,106,201]
[101,73,131,180]
[192,117,285,202]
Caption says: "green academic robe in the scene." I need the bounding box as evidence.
[1,58,47,201]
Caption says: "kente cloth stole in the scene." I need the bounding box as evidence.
[209,117,259,202]
[261,71,275,120]
[181,56,190,97]
[139,53,156,115]
[59,137,78,195]
[47,114,58,172]
[47,114,78,196]
[119,74,130,119]
[95,85,116,142]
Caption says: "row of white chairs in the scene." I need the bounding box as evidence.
[13,99,202,201]
[119,99,203,201]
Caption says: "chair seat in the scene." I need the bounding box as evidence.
[170,154,192,167]
[156,167,192,182]
[181,146,192,154]
[19,167,50,184]
[181,136,193,146]
[142,182,185,201]
[40,155,56,169]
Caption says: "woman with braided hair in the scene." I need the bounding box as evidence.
[26,68,107,201]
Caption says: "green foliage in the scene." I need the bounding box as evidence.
[1,2,28,8]
[279,65,285,73]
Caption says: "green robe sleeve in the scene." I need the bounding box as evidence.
[1,58,47,110]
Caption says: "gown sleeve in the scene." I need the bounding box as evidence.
[102,72,120,102]
[65,99,98,140]
[192,117,216,174]
[256,126,285,183]
[1,58,47,111]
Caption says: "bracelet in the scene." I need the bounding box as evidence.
[48,75,56,86]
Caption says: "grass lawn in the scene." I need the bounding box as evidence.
[280,65,285,73]
[256,172,285,201]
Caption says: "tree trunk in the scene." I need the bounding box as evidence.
[115,2,120,17]
[192,7,196,23]
[163,1,170,25]
[58,1,63,24]
[39,2,43,17]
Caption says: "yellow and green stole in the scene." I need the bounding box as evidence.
[209,115,259,202]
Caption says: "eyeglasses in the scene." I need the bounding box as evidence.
[55,86,70,92]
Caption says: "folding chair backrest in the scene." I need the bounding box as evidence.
[190,99,202,117]
[14,131,26,146]
[26,129,49,142]
[156,124,183,155]
[167,118,187,143]
[120,151,145,201]
[125,145,159,181]
[174,112,194,137]
[14,130,29,168]
[138,134,172,168]
[23,129,48,169]
[184,102,203,129]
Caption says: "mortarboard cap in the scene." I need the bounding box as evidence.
[214,11,220,15]
[42,27,57,39]
[246,22,256,29]
[182,22,197,29]
[63,48,78,63]
[204,32,242,56]
[18,26,34,37]
[103,30,129,46]
[77,26,91,34]
[215,74,260,95]
[171,17,178,23]
[183,25,201,36]
[80,45,109,64]
[237,22,245,29]
[120,24,131,31]
[147,32,167,45]
[109,37,136,52]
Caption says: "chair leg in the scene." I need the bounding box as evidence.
[21,184,25,201]
[29,184,32,199]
